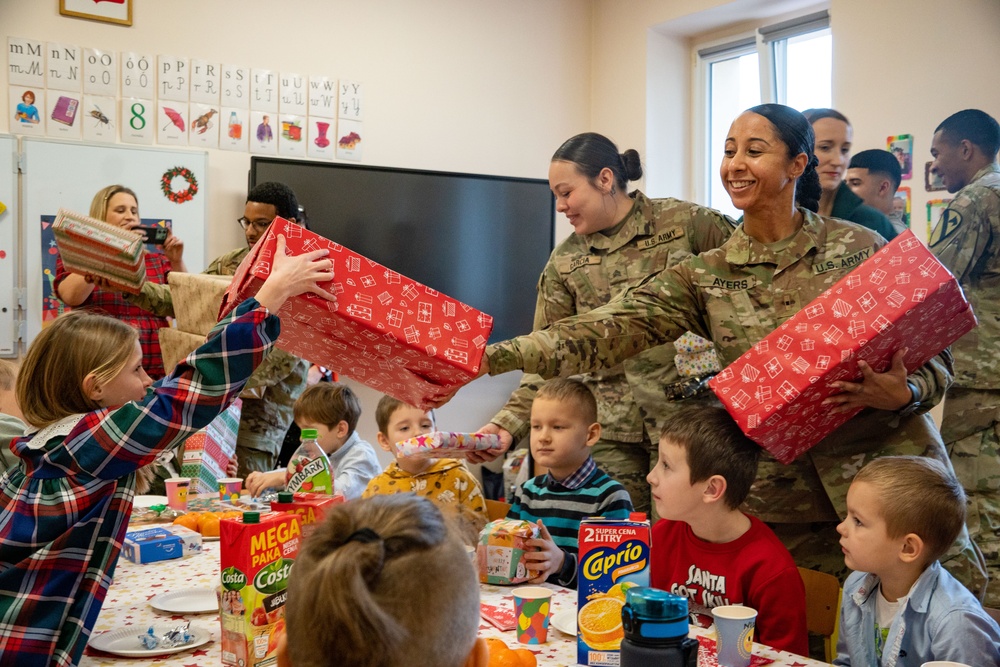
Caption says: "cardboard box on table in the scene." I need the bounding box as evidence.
[52,208,146,294]
[709,230,977,464]
[218,218,494,408]
[182,399,241,494]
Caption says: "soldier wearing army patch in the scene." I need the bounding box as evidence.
[480,133,734,518]
[929,109,1000,605]
[127,182,311,478]
[478,106,988,599]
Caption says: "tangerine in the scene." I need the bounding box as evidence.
[172,512,200,531]
[197,511,221,537]
[512,648,537,667]
[486,646,521,667]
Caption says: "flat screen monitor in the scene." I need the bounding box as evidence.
[250,158,554,342]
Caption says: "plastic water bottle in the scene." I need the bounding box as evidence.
[620,587,699,667]
[285,428,333,494]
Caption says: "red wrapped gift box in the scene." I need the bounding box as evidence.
[709,230,976,464]
[219,218,493,408]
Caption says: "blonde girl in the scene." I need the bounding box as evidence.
[279,494,487,667]
[0,235,334,666]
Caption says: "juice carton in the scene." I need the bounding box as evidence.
[122,524,202,564]
[577,514,651,666]
[269,491,344,538]
[220,511,302,667]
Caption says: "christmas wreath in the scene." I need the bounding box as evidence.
[161,166,199,203]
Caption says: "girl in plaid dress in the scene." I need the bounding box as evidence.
[0,235,335,666]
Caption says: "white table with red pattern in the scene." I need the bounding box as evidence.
[82,541,831,666]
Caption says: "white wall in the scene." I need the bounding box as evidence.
[0,0,591,454]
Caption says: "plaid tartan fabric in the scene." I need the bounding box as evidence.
[0,298,277,666]
[54,253,173,379]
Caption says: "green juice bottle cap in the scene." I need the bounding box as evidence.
[243,511,260,524]
[301,428,319,439]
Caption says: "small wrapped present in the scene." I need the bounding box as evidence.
[477,519,540,585]
[393,431,503,459]
[168,272,232,335]
[52,208,146,294]
[181,399,241,494]
[674,332,722,378]
[158,328,204,375]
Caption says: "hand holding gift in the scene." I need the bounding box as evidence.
[254,235,336,312]
[823,347,914,414]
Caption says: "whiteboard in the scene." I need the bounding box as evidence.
[22,138,208,345]
[0,135,17,356]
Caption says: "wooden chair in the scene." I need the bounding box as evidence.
[985,606,1000,625]
[485,499,511,522]
[797,566,841,662]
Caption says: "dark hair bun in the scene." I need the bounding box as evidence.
[621,149,643,182]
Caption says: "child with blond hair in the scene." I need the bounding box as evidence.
[362,395,488,536]
[835,455,1000,666]
[647,405,807,655]
[0,236,334,666]
[246,383,380,499]
[278,494,487,667]
[510,378,633,587]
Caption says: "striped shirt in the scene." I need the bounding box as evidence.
[508,457,633,586]
[0,298,276,666]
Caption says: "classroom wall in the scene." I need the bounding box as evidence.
[590,0,1000,244]
[0,0,593,460]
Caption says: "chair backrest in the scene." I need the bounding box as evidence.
[798,566,841,661]
[985,606,1000,625]
[485,499,511,522]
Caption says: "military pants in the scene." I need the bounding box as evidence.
[236,444,278,479]
[941,387,1000,607]
[591,435,656,520]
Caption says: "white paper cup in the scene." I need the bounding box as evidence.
[712,605,757,667]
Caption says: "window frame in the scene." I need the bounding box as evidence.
[693,11,831,209]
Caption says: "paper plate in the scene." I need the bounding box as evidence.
[88,624,211,657]
[150,588,219,614]
[133,495,169,508]
[551,609,577,635]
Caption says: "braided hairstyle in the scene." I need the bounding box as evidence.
[747,104,822,212]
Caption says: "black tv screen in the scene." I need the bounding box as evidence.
[250,158,554,342]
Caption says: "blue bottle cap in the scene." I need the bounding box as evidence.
[622,587,689,641]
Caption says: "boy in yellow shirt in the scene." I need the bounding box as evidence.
[362,395,488,537]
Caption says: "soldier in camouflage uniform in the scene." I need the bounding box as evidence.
[128,182,310,477]
[482,133,734,517]
[928,109,1000,605]
[478,105,988,598]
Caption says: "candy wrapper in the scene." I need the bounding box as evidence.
[393,431,504,459]
[138,623,193,650]
[477,519,540,585]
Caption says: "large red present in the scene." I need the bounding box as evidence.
[219,218,493,408]
[709,230,976,464]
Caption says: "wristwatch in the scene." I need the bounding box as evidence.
[896,382,922,417]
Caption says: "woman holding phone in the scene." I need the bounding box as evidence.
[54,185,186,379]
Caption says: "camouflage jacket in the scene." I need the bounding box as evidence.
[488,210,953,521]
[490,191,734,442]
[128,246,309,454]
[931,164,1000,390]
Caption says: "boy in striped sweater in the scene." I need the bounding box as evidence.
[509,378,633,587]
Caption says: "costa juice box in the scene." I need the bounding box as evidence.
[220,511,302,667]
[577,515,651,667]
[269,491,344,538]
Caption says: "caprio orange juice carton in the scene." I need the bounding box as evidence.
[577,514,650,666]
[220,511,302,667]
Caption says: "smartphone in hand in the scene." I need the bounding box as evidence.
[137,225,169,245]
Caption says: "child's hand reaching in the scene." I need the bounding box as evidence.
[245,470,285,497]
[523,520,565,584]
[255,235,337,313]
